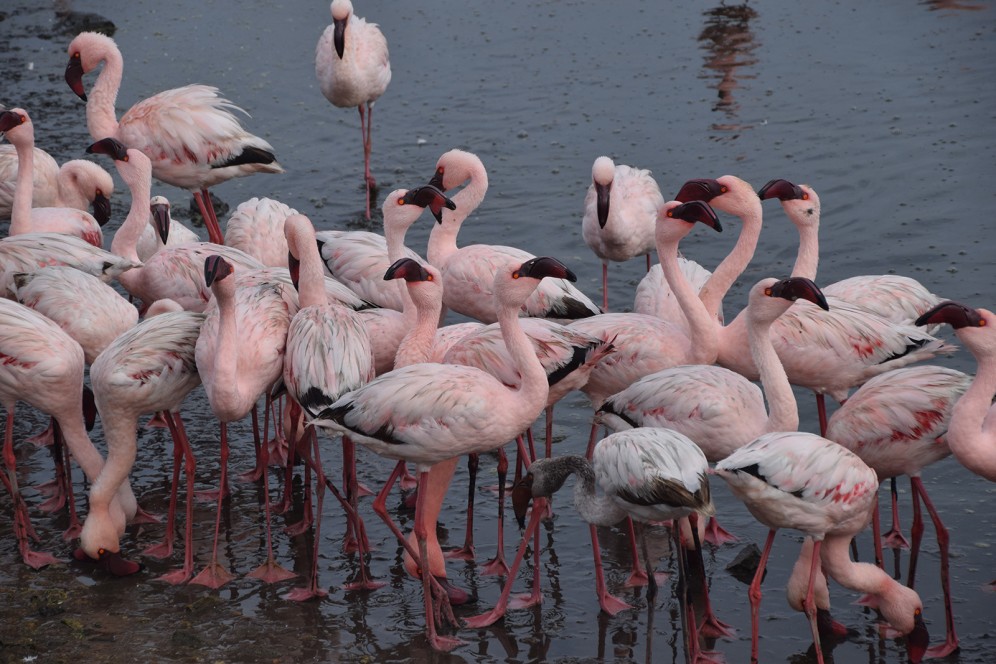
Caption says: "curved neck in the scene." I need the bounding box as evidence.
[748,308,799,433]
[86,409,137,510]
[496,288,549,413]
[546,455,626,527]
[9,130,35,234]
[111,167,151,265]
[820,534,894,597]
[384,216,415,313]
[394,289,441,368]
[947,353,996,479]
[297,238,327,310]
[791,222,820,280]
[698,201,762,321]
[86,48,123,141]
[57,166,86,210]
[658,231,719,365]
[427,168,488,267]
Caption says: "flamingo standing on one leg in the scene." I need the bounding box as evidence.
[65,31,282,245]
[310,256,572,651]
[316,0,391,219]
[826,364,970,658]
[192,255,297,588]
[83,308,205,581]
[581,156,663,311]
[916,301,996,482]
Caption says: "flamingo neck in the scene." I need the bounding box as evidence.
[85,408,138,511]
[209,280,242,416]
[427,167,488,268]
[658,233,719,365]
[547,455,626,527]
[698,200,762,321]
[86,47,123,141]
[8,128,35,235]
[384,216,415,313]
[715,312,758,380]
[111,167,151,268]
[496,288,549,417]
[748,308,799,433]
[947,351,996,480]
[394,290,441,368]
[819,534,895,598]
[296,237,328,310]
[791,221,820,281]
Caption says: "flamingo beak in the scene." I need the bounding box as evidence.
[97,549,144,576]
[914,300,983,329]
[674,178,725,203]
[333,17,347,58]
[757,178,805,201]
[86,137,130,161]
[82,386,97,432]
[151,202,170,244]
[65,54,87,101]
[516,256,577,282]
[384,257,430,282]
[906,612,929,663]
[204,255,233,287]
[595,182,611,228]
[668,200,723,233]
[92,192,112,226]
[427,167,446,192]
[511,476,533,529]
[770,276,830,311]
[403,185,456,224]
[288,254,301,290]
[0,111,23,133]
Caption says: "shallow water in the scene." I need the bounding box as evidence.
[1,0,995,662]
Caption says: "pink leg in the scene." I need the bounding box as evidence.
[38,421,68,513]
[601,262,609,312]
[190,422,235,588]
[193,189,225,245]
[585,420,601,459]
[465,496,548,627]
[399,463,419,491]
[803,539,826,664]
[284,427,330,602]
[3,410,59,568]
[509,508,544,610]
[481,447,510,576]
[238,405,265,483]
[703,515,739,546]
[883,477,910,550]
[414,471,463,651]
[444,453,477,561]
[815,393,829,438]
[158,413,197,584]
[624,517,650,587]
[358,105,373,220]
[749,529,777,664]
[545,405,554,459]
[687,514,734,639]
[911,477,959,659]
[871,495,885,569]
[590,523,632,615]
[145,412,182,559]
[57,423,83,540]
[246,406,295,583]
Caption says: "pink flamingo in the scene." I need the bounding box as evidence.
[82,308,205,581]
[310,256,572,651]
[826,364,971,658]
[503,428,717,663]
[193,254,297,588]
[0,143,112,223]
[315,0,391,219]
[758,178,942,327]
[9,265,137,365]
[0,298,122,569]
[280,213,377,600]
[634,175,762,331]
[87,138,264,312]
[425,149,601,322]
[224,197,299,267]
[135,196,198,262]
[581,155,663,310]
[0,108,104,246]
[65,31,282,245]
[916,301,996,482]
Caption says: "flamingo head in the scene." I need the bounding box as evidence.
[66,32,117,101]
[384,257,432,283]
[65,51,87,101]
[0,108,29,136]
[204,255,234,287]
[674,178,726,204]
[150,196,171,245]
[87,137,129,161]
[512,457,583,528]
[767,276,829,310]
[874,584,928,663]
[758,179,820,229]
[511,472,535,529]
[426,149,486,194]
[514,256,576,282]
[665,200,723,232]
[592,156,615,227]
[402,185,456,224]
[915,300,984,330]
[331,0,353,58]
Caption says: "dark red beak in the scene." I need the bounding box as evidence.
[427,166,446,192]
[402,185,456,224]
[595,182,611,228]
[674,178,726,203]
[768,276,829,310]
[511,475,534,529]
[515,256,576,282]
[915,300,984,329]
[906,611,929,663]
[667,200,723,232]
[384,257,432,282]
[0,111,25,133]
[150,201,170,244]
[757,178,805,201]
[333,17,347,58]
[65,53,87,101]
[204,255,233,287]
[92,191,111,226]
[86,137,129,161]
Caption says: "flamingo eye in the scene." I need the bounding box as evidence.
[437,167,444,175]
[980,318,987,327]
[802,193,809,200]
[397,198,405,206]
[98,548,106,555]
[96,189,103,196]
[512,271,520,280]
[764,287,773,296]
[427,274,433,281]
[122,155,129,161]
[666,211,674,218]
[720,186,728,193]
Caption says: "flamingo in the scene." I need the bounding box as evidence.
[915,301,996,481]
[503,428,717,663]
[0,108,104,246]
[65,31,282,245]
[9,265,137,364]
[0,144,112,223]
[581,156,663,311]
[310,256,573,651]
[425,149,601,322]
[224,197,298,267]
[280,213,377,600]
[87,137,264,312]
[193,254,296,588]
[825,364,971,658]
[315,0,391,219]
[82,308,205,581]
[758,178,942,327]
[135,196,198,262]
[0,298,124,569]
[633,175,763,330]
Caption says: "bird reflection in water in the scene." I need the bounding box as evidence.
[698,2,760,136]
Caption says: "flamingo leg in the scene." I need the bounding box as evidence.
[284,427,330,602]
[465,496,547,628]
[589,523,632,615]
[509,507,544,610]
[358,104,373,220]
[883,476,910,550]
[815,393,829,438]
[3,409,59,568]
[144,411,183,559]
[911,477,959,658]
[444,453,477,561]
[907,478,924,588]
[399,462,419,491]
[749,529,778,664]
[688,513,734,638]
[57,421,83,541]
[803,538,826,664]
[412,470,462,651]
[193,189,225,245]
[481,447,511,576]
[38,420,68,513]
[190,422,235,589]
[624,517,650,587]
[158,412,197,584]
[601,262,609,312]
[246,403,295,583]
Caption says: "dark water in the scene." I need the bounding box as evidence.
[1,0,995,662]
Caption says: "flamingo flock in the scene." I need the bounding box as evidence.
[0,5,992,663]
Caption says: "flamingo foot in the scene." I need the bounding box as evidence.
[246,557,296,583]
[190,562,234,589]
[283,516,313,537]
[399,474,419,491]
[704,517,739,546]
[598,590,632,616]
[266,436,289,469]
[480,553,509,577]
[283,584,329,602]
[924,637,959,659]
[129,506,162,525]
[143,412,170,429]
[237,464,265,483]
[143,539,174,559]
[342,533,360,555]
[25,423,55,446]
[692,648,727,664]
[355,482,374,498]
[62,523,82,541]
[427,634,463,652]
[443,545,476,562]
[625,567,650,588]
[21,546,60,569]
[699,612,736,639]
[157,567,194,585]
[434,576,476,606]
[509,590,542,610]
[881,528,910,550]
[38,490,67,513]
[463,607,506,629]
[341,575,387,592]
[195,484,230,503]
